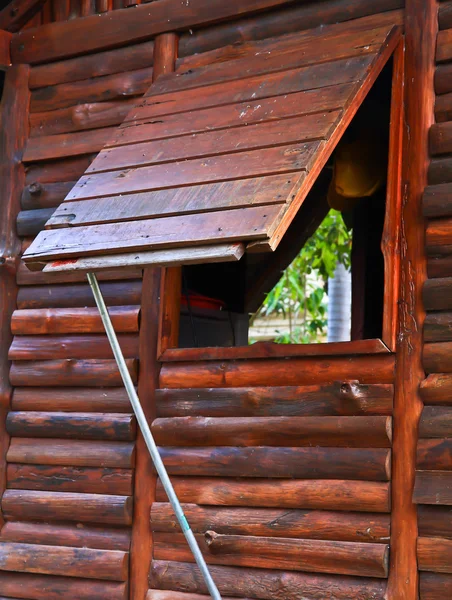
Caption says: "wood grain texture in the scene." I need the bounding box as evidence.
[7,438,135,467]
[6,411,136,441]
[418,505,452,539]
[421,374,452,406]
[153,531,389,578]
[9,358,138,387]
[424,342,452,373]
[11,306,140,335]
[155,477,391,512]
[420,406,452,437]
[149,560,388,599]
[152,416,392,447]
[23,127,116,162]
[420,572,452,600]
[0,520,131,550]
[159,355,396,388]
[21,180,76,210]
[417,439,452,470]
[0,0,47,32]
[418,537,452,573]
[2,489,133,525]
[414,471,452,505]
[12,387,131,413]
[7,463,133,494]
[0,541,128,581]
[424,278,452,311]
[0,64,30,531]
[155,383,394,417]
[0,572,128,600]
[159,446,391,480]
[151,503,390,543]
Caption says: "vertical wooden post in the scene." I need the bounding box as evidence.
[0,65,30,530]
[129,32,178,600]
[387,2,437,599]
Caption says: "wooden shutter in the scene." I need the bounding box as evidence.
[23,14,402,273]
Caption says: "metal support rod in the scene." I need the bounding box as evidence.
[87,272,222,600]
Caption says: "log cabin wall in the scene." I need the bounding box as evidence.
[413,1,452,598]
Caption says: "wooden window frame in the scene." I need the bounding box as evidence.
[157,39,404,361]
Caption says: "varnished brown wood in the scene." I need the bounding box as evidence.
[11,0,333,64]
[151,503,390,542]
[420,406,452,438]
[424,313,452,342]
[418,505,452,539]
[159,446,391,481]
[421,374,452,405]
[12,387,131,413]
[24,127,116,163]
[10,358,138,387]
[0,30,11,67]
[0,0,46,32]
[149,560,388,599]
[147,593,244,600]
[17,262,142,286]
[420,573,452,600]
[439,1,452,29]
[159,355,396,388]
[7,438,135,467]
[152,416,392,447]
[0,572,128,600]
[11,306,140,335]
[155,383,394,418]
[6,411,136,441]
[161,339,391,362]
[417,439,452,470]
[130,269,161,600]
[0,521,131,551]
[427,256,452,279]
[21,181,76,210]
[435,92,452,123]
[17,280,142,309]
[25,154,96,185]
[155,477,391,512]
[0,541,128,581]
[424,278,452,311]
[154,531,389,578]
[8,334,139,361]
[158,267,181,356]
[7,463,133,495]
[2,490,133,525]
[424,342,452,373]
[423,183,452,218]
[0,65,30,531]
[418,537,452,573]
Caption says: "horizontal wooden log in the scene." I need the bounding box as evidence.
[437,28,452,63]
[24,127,116,163]
[156,477,391,512]
[178,0,404,58]
[436,64,452,96]
[29,40,154,88]
[12,387,132,412]
[159,340,390,364]
[17,280,142,308]
[0,521,131,551]
[424,342,452,373]
[149,560,388,599]
[439,1,452,30]
[429,156,452,186]
[11,306,140,335]
[420,406,452,438]
[25,154,96,185]
[159,446,391,481]
[0,0,47,33]
[435,92,452,123]
[6,411,136,441]
[7,463,133,495]
[431,122,452,157]
[21,180,75,210]
[152,416,392,448]
[0,541,128,581]
[2,490,133,525]
[423,278,452,311]
[159,356,395,389]
[9,359,138,387]
[7,438,135,467]
[16,208,54,236]
[424,313,452,341]
[417,439,452,470]
[30,98,138,137]
[11,0,330,64]
[413,470,452,505]
[427,219,452,251]
[418,505,452,539]
[155,383,394,417]
[420,572,452,600]
[147,592,245,600]
[428,256,452,278]
[0,572,128,600]
[418,537,452,574]
[151,503,390,543]
[154,531,389,578]
[8,334,139,360]
[30,68,152,113]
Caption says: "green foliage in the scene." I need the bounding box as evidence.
[252,209,352,344]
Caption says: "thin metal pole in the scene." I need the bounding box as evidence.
[87,272,222,600]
